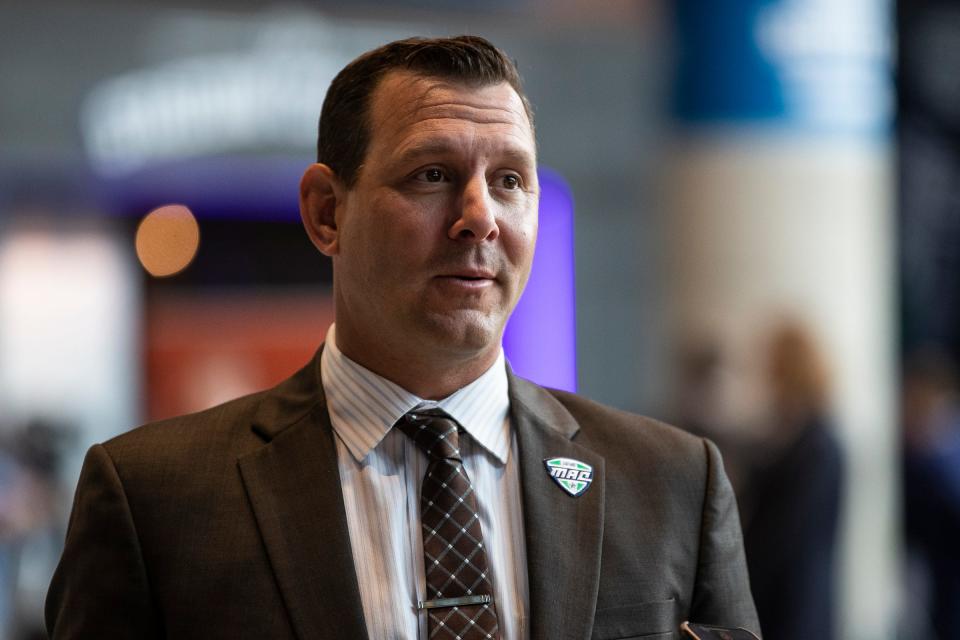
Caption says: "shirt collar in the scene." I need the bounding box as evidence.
[320,324,511,465]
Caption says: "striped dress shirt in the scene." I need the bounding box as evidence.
[320,324,530,640]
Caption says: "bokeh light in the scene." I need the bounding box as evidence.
[135,204,200,277]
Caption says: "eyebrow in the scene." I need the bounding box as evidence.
[393,139,537,169]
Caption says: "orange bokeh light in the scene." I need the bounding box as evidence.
[135,204,200,277]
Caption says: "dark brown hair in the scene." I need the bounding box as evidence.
[317,35,534,187]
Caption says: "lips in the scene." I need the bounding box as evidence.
[433,268,497,292]
[442,268,496,281]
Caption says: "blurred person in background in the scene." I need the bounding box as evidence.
[0,420,72,640]
[737,320,845,640]
[44,36,759,639]
[902,349,960,640]
[674,336,758,494]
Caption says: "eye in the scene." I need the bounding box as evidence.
[498,174,522,190]
[415,167,446,183]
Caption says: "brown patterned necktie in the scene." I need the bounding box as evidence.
[397,408,500,640]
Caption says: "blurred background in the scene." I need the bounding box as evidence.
[1,0,957,638]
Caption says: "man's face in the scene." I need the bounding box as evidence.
[331,71,539,366]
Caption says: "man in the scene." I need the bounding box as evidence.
[46,36,760,639]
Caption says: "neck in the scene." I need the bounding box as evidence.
[332,324,501,400]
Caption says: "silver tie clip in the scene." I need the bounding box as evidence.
[417,595,492,610]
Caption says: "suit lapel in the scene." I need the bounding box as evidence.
[237,352,369,640]
[509,374,605,640]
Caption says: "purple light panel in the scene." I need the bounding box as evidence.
[503,168,576,392]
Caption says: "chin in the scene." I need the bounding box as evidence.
[419,310,504,356]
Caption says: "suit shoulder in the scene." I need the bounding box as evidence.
[101,388,274,466]
[99,356,322,480]
[545,388,707,459]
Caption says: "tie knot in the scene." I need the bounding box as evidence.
[397,408,462,461]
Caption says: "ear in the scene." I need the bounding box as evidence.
[300,163,345,256]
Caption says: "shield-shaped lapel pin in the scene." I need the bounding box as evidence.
[543,457,594,497]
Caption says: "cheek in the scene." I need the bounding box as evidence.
[373,191,448,240]
[342,195,408,259]
[355,200,436,284]
[504,210,539,266]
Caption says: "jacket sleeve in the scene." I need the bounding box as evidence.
[689,438,762,638]
[45,444,163,639]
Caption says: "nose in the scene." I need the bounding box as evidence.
[448,177,499,243]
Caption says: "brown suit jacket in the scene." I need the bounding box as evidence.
[46,349,759,639]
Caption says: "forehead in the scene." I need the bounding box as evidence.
[365,71,535,154]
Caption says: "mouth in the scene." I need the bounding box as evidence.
[435,269,497,289]
[439,268,496,280]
